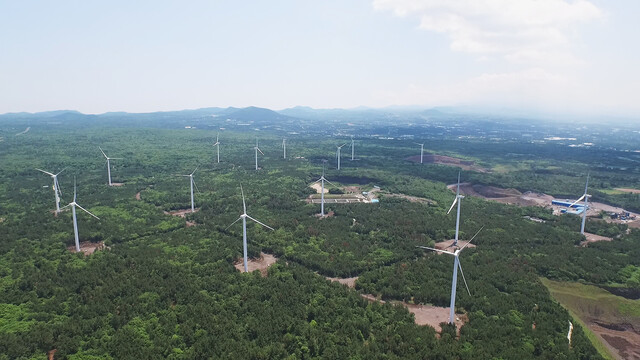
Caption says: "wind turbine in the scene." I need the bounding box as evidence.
[61,178,100,252]
[336,143,347,170]
[415,143,425,163]
[36,168,65,213]
[213,133,220,163]
[254,138,264,170]
[313,163,336,216]
[99,147,123,186]
[181,167,199,212]
[568,174,590,235]
[282,138,286,159]
[225,185,274,272]
[350,136,355,161]
[447,172,464,247]
[417,227,483,324]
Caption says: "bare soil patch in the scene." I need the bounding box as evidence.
[164,208,200,218]
[326,276,358,288]
[186,221,197,227]
[382,193,435,204]
[435,239,476,251]
[233,252,278,276]
[360,294,467,333]
[615,188,640,194]
[67,241,107,256]
[406,154,490,173]
[590,322,640,360]
[111,182,125,187]
[314,211,335,218]
[310,183,328,194]
[135,191,141,200]
[580,232,613,247]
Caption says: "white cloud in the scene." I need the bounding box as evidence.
[373,0,602,66]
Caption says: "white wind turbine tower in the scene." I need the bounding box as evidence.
[36,168,65,213]
[226,185,274,272]
[181,167,199,212]
[99,147,123,186]
[417,227,482,324]
[61,178,100,252]
[313,164,336,216]
[350,136,355,161]
[254,138,264,170]
[568,173,590,235]
[415,143,425,163]
[213,133,220,163]
[282,138,287,159]
[447,172,465,247]
[336,143,347,170]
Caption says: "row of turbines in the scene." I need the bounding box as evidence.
[35,137,592,325]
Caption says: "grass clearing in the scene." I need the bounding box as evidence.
[541,278,640,360]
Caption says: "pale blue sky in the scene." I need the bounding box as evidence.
[1,0,638,117]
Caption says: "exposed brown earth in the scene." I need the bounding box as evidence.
[310,183,328,194]
[590,323,640,360]
[135,191,141,200]
[67,241,107,255]
[164,208,200,218]
[382,193,435,204]
[326,276,358,288]
[359,293,467,333]
[615,188,640,194]
[233,252,278,276]
[434,239,477,251]
[580,232,614,246]
[48,349,56,360]
[406,154,490,173]
[111,182,125,187]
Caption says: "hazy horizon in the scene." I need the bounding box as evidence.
[2,1,639,118]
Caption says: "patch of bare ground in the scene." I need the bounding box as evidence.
[616,188,640,194]
[326,276,358,288]
[135,191,141,200]
[68,241,108,255]
[48,349,56,360]
[164,208,200,218]
[382,193,435,204]
[314,211,335,218]
[580,232,613,247]
[186,221,197,227]
[434,239,476,251]
[111,182,125,187]
[360,294,467,334]
[406,154,490,173]
[310,183,328,194]
[233,252,278,276]
[590,322,640,360]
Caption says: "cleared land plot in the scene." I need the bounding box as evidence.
[68,241,107,256]
[406,154,490,173]
[615,188,640,194]
[234,252,278,276]
[542,278,640,360]
[164,208,200,218]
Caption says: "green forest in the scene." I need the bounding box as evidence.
[0,116,639,359]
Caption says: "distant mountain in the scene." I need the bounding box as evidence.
[226,106,294,123]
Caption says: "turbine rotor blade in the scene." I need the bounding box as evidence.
[36,168,55,176]
[257,148,264,155]
[458,260,471,296]
[191,166,199,175]
[240,185,247,214]
[75,203,100,220]
[193,179,201,194]
[246,214,274,231]
[568,194,586,208]
[224,217,242,230]
[447,197,458,214]
[99,147,108,159]
[460,226,484,251]
[55,178,63,197]
[55,168,67,176]
[416,245,455,256]
[60,204,71,210]
[324,178,338,187]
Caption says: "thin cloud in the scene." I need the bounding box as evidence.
[373,0,602,65]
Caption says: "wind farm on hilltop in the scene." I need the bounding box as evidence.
[1,107,640,359]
